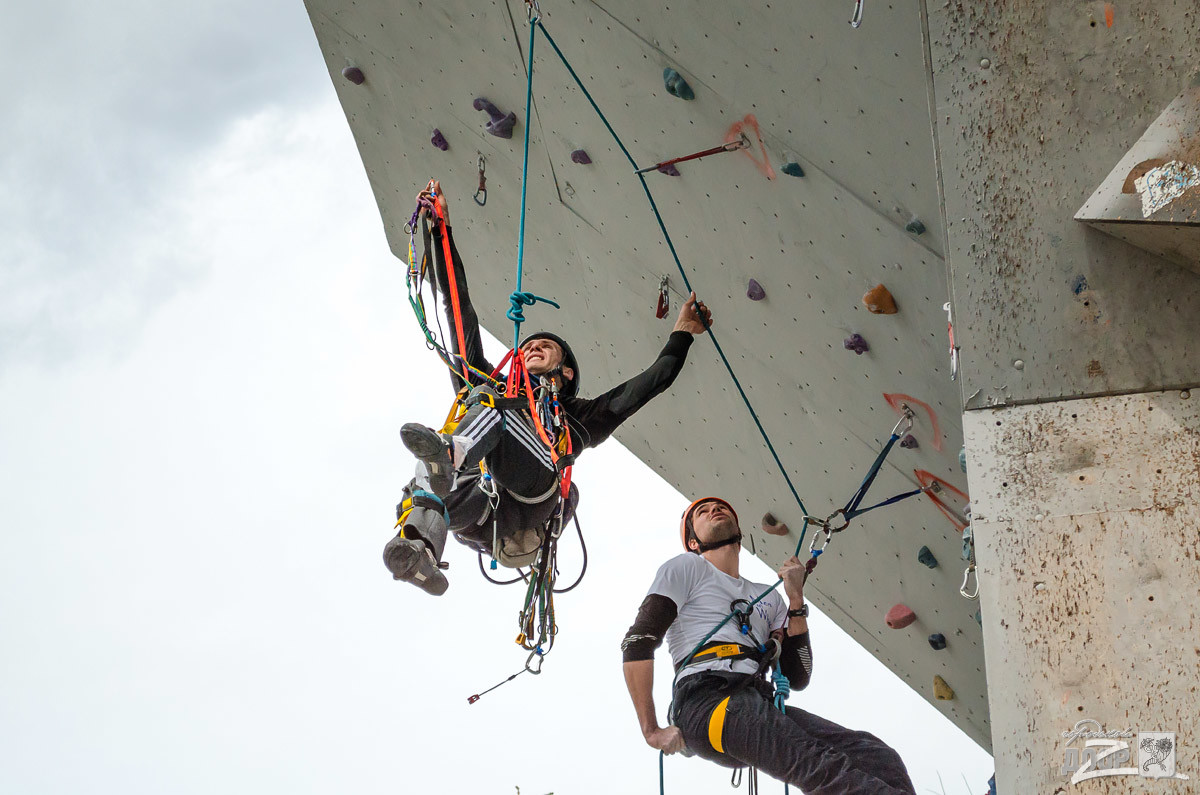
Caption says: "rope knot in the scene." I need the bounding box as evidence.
[507,291,561,324]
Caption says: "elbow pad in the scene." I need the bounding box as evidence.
[621,594,678,662]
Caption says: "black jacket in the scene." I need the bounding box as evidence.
[426,219,694,454]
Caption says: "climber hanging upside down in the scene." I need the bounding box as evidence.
[622,497,916,794]
[384,180,712,595]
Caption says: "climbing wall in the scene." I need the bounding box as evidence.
[305,0,988,748]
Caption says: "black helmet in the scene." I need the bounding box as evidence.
[519,331,580,397]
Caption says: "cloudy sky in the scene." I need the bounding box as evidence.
[1,2,992,792]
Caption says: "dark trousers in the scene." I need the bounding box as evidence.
[674,672,916,795]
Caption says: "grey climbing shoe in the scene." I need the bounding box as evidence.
[383,535,449,596]
[400,423,454,497]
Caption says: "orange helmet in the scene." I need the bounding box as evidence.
[679,497,739,553]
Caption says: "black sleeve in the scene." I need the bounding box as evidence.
[779,631,813,691]
[620,594,679,663]
[425,219,494,391]
[565,331,695,449]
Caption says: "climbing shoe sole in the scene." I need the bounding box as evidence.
[400,423,454,497]
[383,536,448,596]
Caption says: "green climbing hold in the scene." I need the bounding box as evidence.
[663,68,695,101]
[905,218,926,235]
[782,162,805,178]
[917,545,938,569]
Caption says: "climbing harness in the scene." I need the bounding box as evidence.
[633,134,751,176]
[850,0,865,28]
[473,152,487,206]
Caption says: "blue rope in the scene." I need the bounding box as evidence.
[512,14,539,352]
[507,290,561,324]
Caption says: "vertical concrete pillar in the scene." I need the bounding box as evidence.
[964,390,1200,792]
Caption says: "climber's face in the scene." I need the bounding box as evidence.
[521,337,575,383]
[687,499,739,552]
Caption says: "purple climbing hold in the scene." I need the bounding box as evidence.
[473,97,517,139]
[430,129,449,151]
[570,149,592,165]
[657,163,681,176]
[341,66,365,85]
[843,334,869,355]
[747,279,766,301]
[899,434,919,449]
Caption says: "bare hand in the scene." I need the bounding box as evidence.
[673,291,712,335]
[417,179,450,226]
[645,725,686,755]
[778,555,807,605]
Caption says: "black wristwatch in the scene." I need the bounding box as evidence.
[787,604,808,619]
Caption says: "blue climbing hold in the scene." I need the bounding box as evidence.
[570,149,592,164]
[843,334,869,355]
[747,279,766,301]
[988,774,996,795]
[781,162,805,178]
[663,68,695,100]
[961,525,973,561]
[928,633,947,650]
[917,545,938,569]
[974,608,983,627]
[905,218,926,235]
[473,97,516,138]
[431,129,449,151]
[899,434,919,450]
[959,446,967,473]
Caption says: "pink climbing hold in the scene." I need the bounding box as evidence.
[570,149,592,165]
[657,163,681,176]
[899,434,919,449]
[747,279,766,301]
[341,66,365,85]
[885,604,917,629]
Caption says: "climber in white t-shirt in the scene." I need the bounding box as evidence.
[621,496,916,794]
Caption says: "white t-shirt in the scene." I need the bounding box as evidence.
[647,553,787,681]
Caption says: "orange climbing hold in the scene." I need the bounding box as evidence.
[862,284,898,315]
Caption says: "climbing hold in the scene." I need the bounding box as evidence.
[430,129,449,151]
[747,279,766,301]
[959,447,967,473]
[917,545,938,569]
[657,163,681,177]
[473,97,517,139]
[885,604,917,629]
[341,66,365,85]
[861,284,898,315]
[662,68,695,101]
[928,633,947,650]
[905,218,926,236]
[843,334,869,355]
[899,434,919,450]
[761,512,789,537]
[781,162,805,178]
[974,608,983,626]
[570,149,592,165]
[933,675,955,700]
[961,525,973,561]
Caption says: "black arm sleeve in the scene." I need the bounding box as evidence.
[779,631,813,691]
[425,219,493,391]
[565,331,695,449]
[620,594,678,663]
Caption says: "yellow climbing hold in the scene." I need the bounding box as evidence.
[933,675,955,701]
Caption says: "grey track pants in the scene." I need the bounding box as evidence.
[673,672,916,794]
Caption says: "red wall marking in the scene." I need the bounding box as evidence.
[883,392,943,451]
[914,470,969,532]
[1104,3,1115,27]
[726,114,776,180]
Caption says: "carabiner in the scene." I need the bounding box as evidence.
[473,153,487,206]
[809,528,832,555]
[656,275,670,319]
[525,647,545,674]
[890,404,915,438]
[960,562,979,600]
[850,0,865,28]
[823,509,850,533]
[525,0,540,21]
